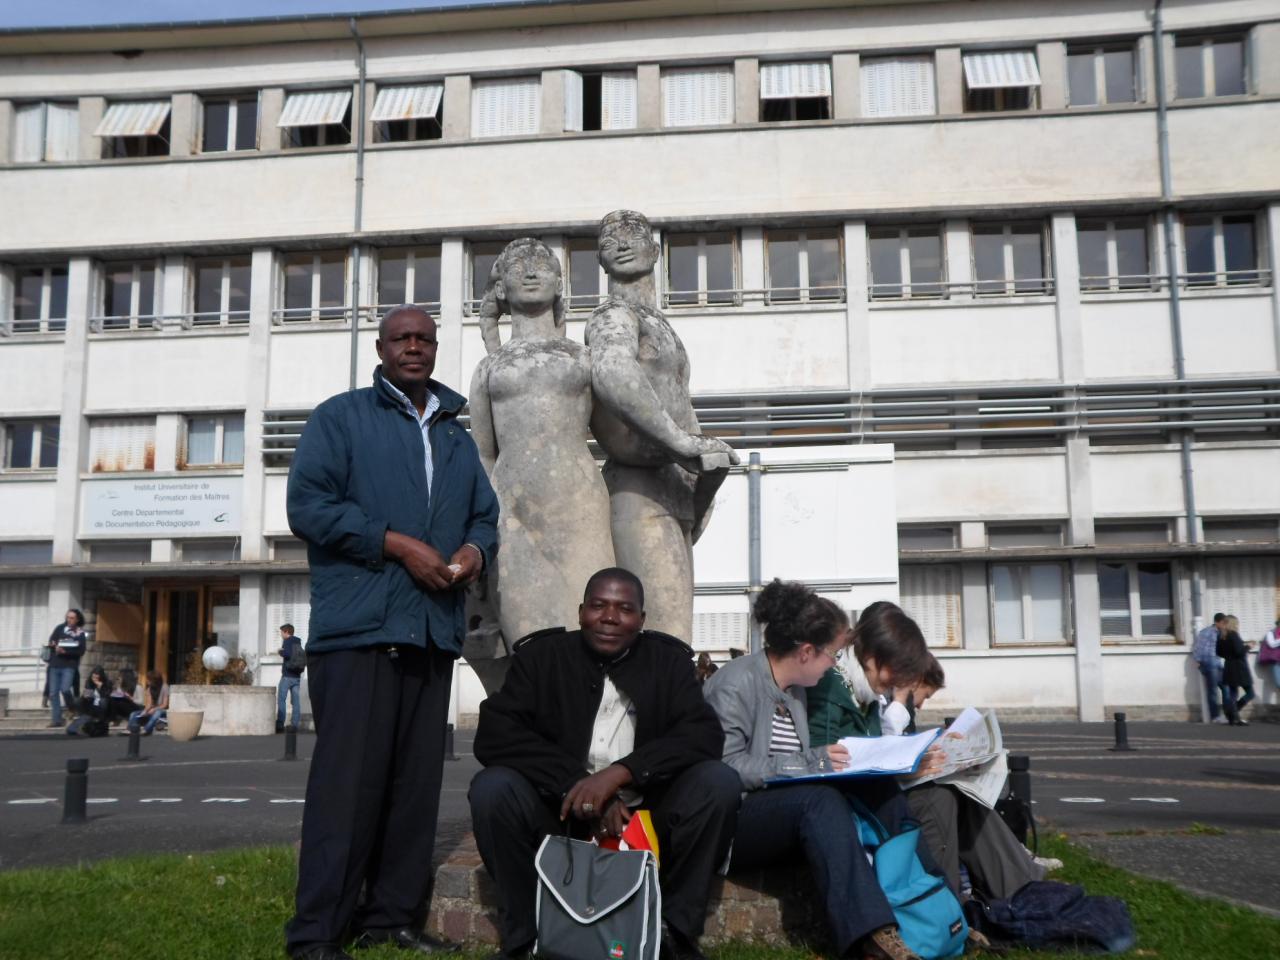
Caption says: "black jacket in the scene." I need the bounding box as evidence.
[473,628,724,801]
[48,624,86,669]
[1218,630,1251,688]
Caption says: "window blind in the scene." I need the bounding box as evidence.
[0,579,49,653]
[471,77,541,138]
[562,70,585,133]
[277,90,352,128]
[267,575,313,642]
[962,51,1042,89]
[88,418,156,473]
[600,72,638,130]
[861,56,937,117]
[1204,558,1279,643]
[94,100,171,137]
[899,563,963,647]
[370,83,444,122]
[12,104,45,162]
[760,62,832,99]
[44,102,78,161]
[661,66,734,127]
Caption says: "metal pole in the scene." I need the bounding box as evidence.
[62,758,88,824]
[121,726,145,762]
[747,452,763,653]
[283,727,298,762]
[348,18,368,391]
[444,722,459,762]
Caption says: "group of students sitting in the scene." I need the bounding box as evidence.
[62,666,169,738]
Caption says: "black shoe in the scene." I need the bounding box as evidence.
[292,944,355,960]
[660,925,708,960]
[276,723,285,734]
[351,928,461,954]
[486,944,532,960]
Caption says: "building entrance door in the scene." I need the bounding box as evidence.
[142,580,239,683]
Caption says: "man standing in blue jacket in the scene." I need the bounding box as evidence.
[285,305,499,960]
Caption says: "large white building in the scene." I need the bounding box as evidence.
[1,0,1278,723]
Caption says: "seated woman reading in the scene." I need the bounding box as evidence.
[807,601,1044,903]
[703,579,934,960]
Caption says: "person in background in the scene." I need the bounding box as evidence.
[703,579,932,960]
[1192,612,1229,725]
[277,623,305,733]
[1258,619,1280,699]
[128,670,169,735]
[73,665,112,736]
[108,667,143,726]
[1218,615,1254,726]
[46,608,87,728]
[695,651,718,685]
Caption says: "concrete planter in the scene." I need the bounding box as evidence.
[167,710,204,741]
[169,685,275,736]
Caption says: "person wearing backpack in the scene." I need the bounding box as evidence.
[278,623,306,734]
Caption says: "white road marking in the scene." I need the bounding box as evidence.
[7,798,56,805]
[85,798,118,804]
[1130,797,1180,803]
[139,798,183,804]
[1059,797,1106,803]
[269,798,305,804]
[202,797,249,803]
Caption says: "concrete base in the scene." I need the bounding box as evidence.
[169,685,275,736]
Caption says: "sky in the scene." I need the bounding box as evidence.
[0,0,557,32]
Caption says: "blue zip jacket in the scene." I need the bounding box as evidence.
[286,367,499,656]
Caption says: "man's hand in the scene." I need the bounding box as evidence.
[595,799,633,840]
[384,531,452,590]
[447,544,483,588]
[560,764,633,821]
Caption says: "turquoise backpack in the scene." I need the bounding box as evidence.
[850,799,968,960]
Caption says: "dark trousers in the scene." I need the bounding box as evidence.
[729,778,913,955]
[469,760,741,953]
[286,644,453,952]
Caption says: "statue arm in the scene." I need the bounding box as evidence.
[468,357,498,475]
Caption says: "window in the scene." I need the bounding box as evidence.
[972,222,1050,295]
[0,579,50,653]
[267,575,312,644]
[963,51,1040,112]
[564,71,637,132]
[665,232,738,306]
[95,100,171,157]
[1067,44,1138,106]
[1202,518,1278,543]
[181,414,245,468]
[899,564,962,647]
[376,246,441,311]
[10,265,68,334]
[192,256,251,325]
[567,238,606,310]
[766,229,842,302]
[372,83,443,142]
[271,538,308,562]
[898,526,957,551]
[0,541,53,564]
[469,241,507,309]
[179,539,242,562]
[280,252,347,322]
[97,260,162,330]
[3,419,59,470]
[1077,217,1151,291]
[987,524,1063,548]
[868,226,944,299]
[201,95,258,152]
[1098,560,1175,639]
[278,89,352,148]
[87,541,151,563]
[991,563,1069,644]
[1182,213,1261,287]
[1095,521,1170,545]
[88,417,156,473]
[471,77,541,138]
[760,62,832,122]
[661,66,734,127]
[1175,34,1247,99]
[11,102,77,162]
[861,56,936,118]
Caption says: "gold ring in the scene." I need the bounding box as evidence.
[582,802,594,813]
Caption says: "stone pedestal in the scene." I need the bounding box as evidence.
[169,685,275,735]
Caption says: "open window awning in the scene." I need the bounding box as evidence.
[370,83,444,122]
[760,62,832,99]
[93,100,171,137]
[962,51,1041,89]
[277,89,352,128]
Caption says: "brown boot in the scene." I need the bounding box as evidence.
[862,925,922,960]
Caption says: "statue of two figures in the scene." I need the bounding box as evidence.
[463,211,739,692]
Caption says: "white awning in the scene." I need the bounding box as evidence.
[94,100,171,137]
[370,84,443,122]
[277,89,352,128]
[962,51,1041,89]
[760,62,832,99]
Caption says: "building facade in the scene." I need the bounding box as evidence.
[1,0,1278,722]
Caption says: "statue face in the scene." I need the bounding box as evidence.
[599,222,658,280]
[496,246,562,313]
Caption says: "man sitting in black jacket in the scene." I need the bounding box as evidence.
[470,568,739,960]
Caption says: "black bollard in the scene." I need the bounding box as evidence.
[996,754,1035,848]
[1110,711,1134,752]
[62,758,88,824]
[283,728,297,761]
[1008,754,1032,806]
[121,727,145,762]
[444,722,458,762]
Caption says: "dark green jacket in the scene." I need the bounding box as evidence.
[805,667,881,747]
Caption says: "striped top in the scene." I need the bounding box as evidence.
[769,704,804,754]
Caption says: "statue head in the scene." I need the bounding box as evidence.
[480,238,566,353]
[598,209,659,281]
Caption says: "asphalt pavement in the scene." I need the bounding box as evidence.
[2,720,1278,915]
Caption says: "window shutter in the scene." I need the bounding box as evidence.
[899,564,963,647]
[662,66,734,127]
[861,57,937,117]
[0,579,49,653]
[277,90,351,128]
[268,575,313,642]
[760,62,832,99]
[89,418,156,473]
[1204,558,1280,643]
[471,77,541,138]
[962,51,1041,89]
[43,103,78,161]
[94,100,172,137]
[692,611,750,652]
[370,84,443,122]
[12,103,45,163]
[562,70,584,132]
[600,72,638,130]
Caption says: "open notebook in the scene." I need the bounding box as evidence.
[764,728,941,785]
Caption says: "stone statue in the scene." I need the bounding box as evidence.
[468,238,615,646]
[585,210,739,641]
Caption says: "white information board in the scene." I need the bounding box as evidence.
[80,476,243,537]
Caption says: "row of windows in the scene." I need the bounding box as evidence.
[899,517,1280,551]
[0,415,244,473]
[6,209,1268,331]
[5,28,1258,163]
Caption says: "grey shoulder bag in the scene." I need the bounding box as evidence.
[533,833,661,960]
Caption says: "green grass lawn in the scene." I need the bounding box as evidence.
[0,833,1276,959]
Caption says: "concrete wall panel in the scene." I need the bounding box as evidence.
[267,330,351,408]
[1102,651,1199,708]
[1090,449,1184,517]
[0,342,65,414]
[1080,298,1175,381]
[0,479,57,538]
[896,452,1068,521]
[85,335,249,410]
[1181,294,1278,377]
[262,472,290,536]
[1193,446,1280,515]
[925,653,1079,711]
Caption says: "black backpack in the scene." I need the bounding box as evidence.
[285,641,307,673]
[965,880,1136,954]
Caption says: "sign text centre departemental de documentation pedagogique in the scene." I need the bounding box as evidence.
[79,476,243,538]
